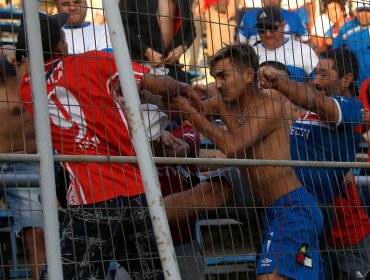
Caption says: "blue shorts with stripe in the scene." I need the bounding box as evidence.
[257,186,324,280]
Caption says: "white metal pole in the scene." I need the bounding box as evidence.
[102,1,181,279]
[22,1,63,279]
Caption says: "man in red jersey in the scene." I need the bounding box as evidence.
[17,12,192,280]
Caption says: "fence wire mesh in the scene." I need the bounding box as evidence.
[0,0,369,279]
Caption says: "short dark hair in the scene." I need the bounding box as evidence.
[320,48,359,81]
[324,0,346,11]
[320,48,359,95]
[259,60,290,76]
[208,44,259,79]
[16,13,69,62]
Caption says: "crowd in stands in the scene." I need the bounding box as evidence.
[0,0,369,279]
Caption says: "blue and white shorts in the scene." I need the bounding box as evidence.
[257,187,323,280]
[0,162,43,233]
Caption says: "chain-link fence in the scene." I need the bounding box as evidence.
[0,0,369,279]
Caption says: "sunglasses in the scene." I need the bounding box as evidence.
[256,23,281,34]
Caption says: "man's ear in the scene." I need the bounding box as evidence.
[243,68,255,84]
[341,73,353,89]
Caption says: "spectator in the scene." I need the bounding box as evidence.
[333,0,370,85]
[260,47,363,204]
[168,44,323,279]
[198,0,237,56]
[253,6,319,82]
[261,48,368,279]
[323,0,350,46]
[17,12,192,279]
[238,0,309,46]
[56,0,112,54]
[187,1,207,79]
[311,0,351,53]
[119,0,196,83]
[0,46,45,280]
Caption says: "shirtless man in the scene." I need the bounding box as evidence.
[168,44,323,280]
[0,46,45,279]
[259,47,367,280]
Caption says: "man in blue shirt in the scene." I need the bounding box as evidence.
[259,47,366,279]
[259,47,363,206]
[238,0,308,46]
[333,1,370,85]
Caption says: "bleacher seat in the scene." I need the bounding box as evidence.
[195,219,256,278]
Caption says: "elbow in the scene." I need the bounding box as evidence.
[224,144,244,158]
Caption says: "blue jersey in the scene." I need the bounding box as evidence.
[333,18,370,85]
[290,96,363,205]
[239,8,308,43]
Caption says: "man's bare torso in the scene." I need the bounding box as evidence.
[223,92,302,206]
[0,75,36,154]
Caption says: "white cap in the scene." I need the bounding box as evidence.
[141,104,168,141]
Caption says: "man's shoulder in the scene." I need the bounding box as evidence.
[281,9,300,20]
[333,95,359,105]
[244,8,261,17]
[63,23,109,34]
[333,96,363,115]
[290,39,314,53]
[338,18,360,34]
[241,8,261,24]
[90,23,109,34]
[255,93,285,118]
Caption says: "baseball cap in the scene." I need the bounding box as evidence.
[351,0,370,11]
[255,6,284,27]
[16,12,69,62]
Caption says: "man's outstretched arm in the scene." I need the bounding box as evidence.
[259,67,340,123]
[141,73,193,97]
[167,95,282,157]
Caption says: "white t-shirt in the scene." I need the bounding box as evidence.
[244,0,262,8]
[311,13,331,36]
[63,22,112,54]
[281,0,312,10]
[254,38,319,75]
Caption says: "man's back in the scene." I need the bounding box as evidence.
[20,51,149,205]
